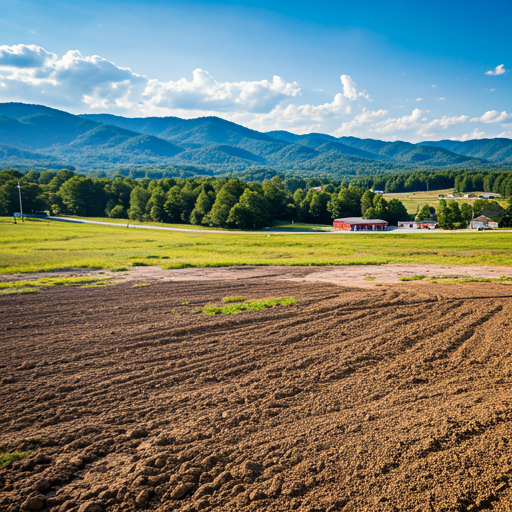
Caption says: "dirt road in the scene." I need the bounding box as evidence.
[1,274,511,511]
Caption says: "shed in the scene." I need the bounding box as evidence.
[470,215,498,230]
[333,217,388,231]
[398,220,437,229]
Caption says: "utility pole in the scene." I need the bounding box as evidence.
[17,181,24,222]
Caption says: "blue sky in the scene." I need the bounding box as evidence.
[0,0,511,141]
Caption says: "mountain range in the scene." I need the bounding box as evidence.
[0,102,511,178]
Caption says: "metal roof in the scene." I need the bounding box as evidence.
[334,217,387,224]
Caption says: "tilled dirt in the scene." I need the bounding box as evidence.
[1,276,512,512]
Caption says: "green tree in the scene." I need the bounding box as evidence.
[460,203,473,224]
[59,176,106,216]
[360,190,376,216]
[38,170,56,185]
[190,189,215,225]
[0,169,23,186]
[227,189,270,229]
[327,187,365,219]
[204,179,245,227]
[163,186,183,223]
[128,187,151,221]
[415,204,431,222]
[387,199,409,225]
[0,180,46,216]
[147,187,168,222]
[309,191,332,223]
[263,178,292,220]
[24,170,41,183]
[109,205,128,219]
[48,169,76,193]
[438,200,464,229]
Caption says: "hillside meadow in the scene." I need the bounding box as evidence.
[383,189,507,214]
[2,218,512,274]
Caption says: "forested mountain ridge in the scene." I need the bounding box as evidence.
[0,102,510,176]
[418,138,512,163]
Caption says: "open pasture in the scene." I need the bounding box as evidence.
[383,189,506,214]
[2,218,512,274]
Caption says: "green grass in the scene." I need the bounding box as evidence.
[0,451,35,468]
[398,275,426,281]
[265,222,334,232]
[0,277,100,289]
[383,189,506,214]
[363,276,376,281]
[80,281,111,288]
[133,283,150,287]
[222,296,247,302]
[3,217,512,274]
[0,287,39,295]
[430,276,512,284]
[203,297,297,315]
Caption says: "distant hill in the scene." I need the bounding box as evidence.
[0,102,510,177]
[418,138,512,163]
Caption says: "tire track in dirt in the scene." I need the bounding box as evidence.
[1,279,512,511]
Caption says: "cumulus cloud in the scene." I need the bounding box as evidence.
[0,44,55,69]
[416,98,423,102]
[0,44,303,114]
[451,129,486,141]
[332,108,388,136]
[340,75,370,101]
[371,108,426,134]
[143,69,300,113]
[486,64,507,75]
[470,110,512,123]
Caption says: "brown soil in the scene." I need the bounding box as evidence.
[1,273,511,512]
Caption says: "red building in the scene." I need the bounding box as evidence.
[333,217,388,231]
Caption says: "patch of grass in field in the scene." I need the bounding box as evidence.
[133,283,150,287]
[398,275,426,281]
[204,297,297,315]
[0,287,39,295]
[3,217,512,274]
[0,276,99,289]
[363,276,376,281]
[222,296,247,302]
[0,451,35,468]
[430,276,512,284]
[131,261,151,267]
[80,281,111,288]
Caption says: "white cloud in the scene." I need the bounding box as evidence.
[0,44,302,114]
[470,110,512,123]
[416,98,423,102]
[371,108,425,134]
[451,129,485,141]
[340,74,371,101]
[436,97,445,101]
[486,64,507,75]
[143,69,301,113]
[332,108,388,136]
[490,88,495,92]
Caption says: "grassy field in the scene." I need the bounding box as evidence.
[2,217,512,274]
[383,189,506,214]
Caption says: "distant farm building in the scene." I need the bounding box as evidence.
[372,190,385,194]
[470,215,499,230]
[333,218,388,231]
[398,220,437,230]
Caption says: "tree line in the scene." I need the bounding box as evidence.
[0,168,410,228]
[350,169,512,197]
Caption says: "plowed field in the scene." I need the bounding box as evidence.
[1,274,512,512]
